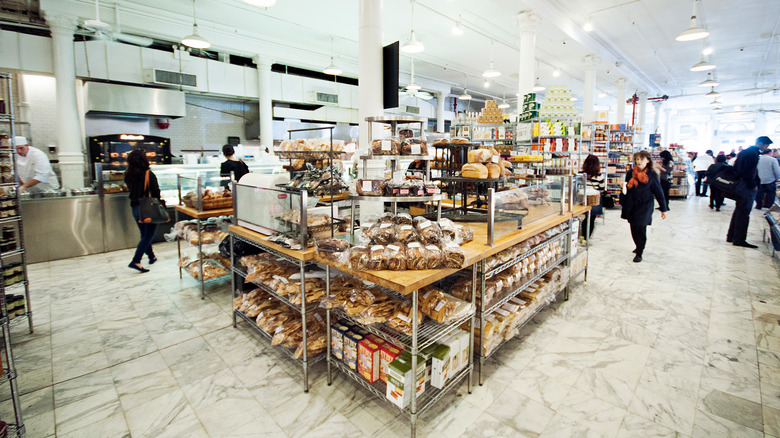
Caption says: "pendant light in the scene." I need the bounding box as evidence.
[181,0,210,49]
[583,17,594,32]
[482,40,501,78]
[401,1,424,54]
[531,61,545,91]
[458,87,472,100]
[322,37,342,75]
[706,87,720,97]
[709,98,722,106]
[552,69,561,77]
[452,16,464,36]
[676,0,709,42]
[406,58,421,91]
[498,90,510,109]
[699,72,719,87]
[690,55,715,71]
[244,0,276,6]
[483,80,491,89]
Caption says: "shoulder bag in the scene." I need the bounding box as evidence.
[138,170,170,224]
[710,165,740,200]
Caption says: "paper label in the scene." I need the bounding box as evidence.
[419,221,431,230]
[273,275,289,284]
[492,155,499,163]
[411,144,421,155]
[408,242,422,248]
[495,308,510,317]
[371,245,384,251]
[446,242,459,248]
[396,313,411,323]
[434,301,445,312]
[387,245,400,251]
[401,225,413,231]
[314,314,323,322]
[381,223,393,228]
[399,188,409,195]
[362,181,373,192]
[382,140,391,151]
[426,245,439,252]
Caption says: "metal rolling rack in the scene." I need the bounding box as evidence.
[322,262,477,438]
[0,72,27,436]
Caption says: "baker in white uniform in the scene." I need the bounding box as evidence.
[14,136,59,194]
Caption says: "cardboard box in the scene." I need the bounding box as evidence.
[420,344,438,384]
[343,331,364,371]
[430,344,451,389]
[358,339,381,383]
[456,330,470,372]
[331,323,349,361]
[386,353,426,409]
[379,343,402,383]
[440,334,461,375]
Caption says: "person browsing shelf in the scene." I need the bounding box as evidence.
[581,154,604,238]
[621,150,668,263]
[658,150,674,211]
[220,144,250,188]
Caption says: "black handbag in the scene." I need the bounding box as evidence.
[601,191,615,209]
[138,170,170,224]
[710,165,740,200]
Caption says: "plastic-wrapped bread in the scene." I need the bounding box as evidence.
[414,217,442,245]
[406,242,427,270]
[366,245,388,270]
[357,179,384,196]
[386,301,424,335]
[396,224,418,245]
[438,218,458,242]
[394,213,414,226]
[371,138,400,155]
[462,163,488,179]
[442,243,466,268]
[418,286,474,323]
[386,244,406,271]
[456,225,474,244]
[368,222,396,245]
[349,246,370,271]
[425,245,443,270]
[401,138,428,156]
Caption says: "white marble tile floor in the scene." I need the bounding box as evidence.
[1,195,779,437]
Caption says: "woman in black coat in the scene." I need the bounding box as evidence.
[658,150,674,211]
[124,149,161,273]
[621,150,668,262]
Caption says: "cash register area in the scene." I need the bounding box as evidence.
[0,196,777,438]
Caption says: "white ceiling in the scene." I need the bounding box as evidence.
[40,0,780,112]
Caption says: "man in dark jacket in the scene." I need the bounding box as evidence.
[706,155,729,211]
[726,136,773,248]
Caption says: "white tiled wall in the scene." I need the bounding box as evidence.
[20,74,58,157]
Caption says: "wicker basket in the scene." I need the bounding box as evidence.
[586,194,601,206]
[183,196,233,210]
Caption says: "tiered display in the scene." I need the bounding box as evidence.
[539,86,578,118]
[518,93,540,121]
[275,129,348,199]
[0,72,27,437]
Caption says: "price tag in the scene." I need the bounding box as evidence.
[380,222,393,228]
[419,221,431,229]
[273,275,289,284]
[495,308,510,317]
[362,181,373,192]
[396,313,411,323]
[401,225,413,231]
[426,245,439,252]
[411,144,421,155]
[492,155,499,163]
[387,245,400,251]
[371,245,384,251]
[382,140,391,151]
[314,314,323,322]
[434,301,445,312]
[408,242,422,248]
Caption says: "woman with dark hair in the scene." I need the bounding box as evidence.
[707,154,729,211]
[124,149,161,273]
[659,150,674,210]
[220,144,250,188]
[621,150,668,262]
[581,154,605,238]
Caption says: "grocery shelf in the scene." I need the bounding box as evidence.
[231,266,319,314]
[0,249,23,259]
[235,310,325,365]
[485,253,570,316]
[483,231,568,279]
[348,194,444,203]
[0,114,12,122]
[0,183,17,190]
[0,216,21,226]
[231,233,309,265]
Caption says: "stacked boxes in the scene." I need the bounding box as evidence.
[477,100,505,124]
[519,93,539,122]
[539,86,578,118]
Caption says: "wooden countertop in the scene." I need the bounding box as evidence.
[175,205,233,220]
[228,224,314,261]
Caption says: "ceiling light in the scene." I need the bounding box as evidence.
[570,97,578,101]
[482,40,501,78]
[458,89,472,100]
[598,91,607,98]
[401,31,425,53]
[452,18,464,36]
[533,81,546,92]
[553,69,561,77]
[675,0,709,42]
[323,60,342,76]
[709,98,722,106]
[181,1,210,49]
[702,46,713,56]
[706,87,720,97]
[734,105,742,111]
[515,93,520,97]
[690,56,715,71]
[483,80,491,88]
[583,19,594,32]
[699,72,719,87]
[498,101,510,109]
[405,82,422,91]
[244,0,276,6]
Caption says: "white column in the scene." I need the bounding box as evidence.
[46,13,85,189]
[17,74,30,124]
[615,78,627,125]
[582,55,598,123]
[436,92,445,133]
[358,0,383,149]
[636,92,648,147]
[652,101,662,134]
[516,11,539,98]
[254,56,274,149]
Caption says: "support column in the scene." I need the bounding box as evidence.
[636,91,648,147]
[436,92,445,133]
[358,0,383,149]
[615,78,627,125]
[46,13,84,189]
[254,57,274,149]
[516,11,539,98]
[652,101,662,134]
[582,55,598,123]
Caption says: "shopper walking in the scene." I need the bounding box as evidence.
[621,150,668,263]
[755,148,780,209]
[659,150,674,210]
[581,154,605,238]
[706,154,729,211]
[124,149,161,273]
[726,136,773,248]
[220,144,250,188]
[693,149,714,197]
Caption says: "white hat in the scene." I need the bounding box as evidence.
[13,136,28,146]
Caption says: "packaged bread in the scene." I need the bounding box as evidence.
[456,225,474,244]
[448,277,473,302]
[418,287,474,323]
[287,287,327,305]
[355,296,400,325]
[443,243,466,268]
[357,179,385,196]
[406,242,427,270]
[401,139,428,156]
[414,217,442,244]
[438,218,458,242]
[366,245,388,270]
[386,244,406,271]
[368,222,396,245]
[345,287,379,316]
[433,138,449,146]
[396,224,418,245]
[349,246,370,271]
[386,301,424,335]
[485,163,501,179]
[393,213,414,226]
[185,259,227,280]
[315,238,351,264]
[451,137,469,144]
[468,149,493,163]
[371,138,400,155]
[462,163,488,179]
[425,245,443,270]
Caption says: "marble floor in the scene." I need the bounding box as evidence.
[1,195,779,438]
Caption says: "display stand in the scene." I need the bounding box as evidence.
[0,72,26,437]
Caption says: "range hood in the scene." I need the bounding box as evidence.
[84,82,186,118]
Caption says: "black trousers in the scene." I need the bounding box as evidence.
[695,171,709,196]
[727,183,757,244]
[710,187,724,209]
[660,179,671,210]
[630,223,647,256]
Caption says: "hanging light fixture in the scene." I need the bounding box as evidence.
[553,69,561,77]
[244,0,276,6]
[452,16,464,36]
[676,0,709,42]
[483,80,491,88]
[709,98,722,106]
[583,17,594,32]
[690,55,715,71]
[498,101,510,109]
[570,97,578,101]
[702,46,713,56]
[181,0,210,49]
[458,87,472,100]
[706,87,720,97]
[482,40,501,78]
[598,91,607,98]
[322,37,342,75]
[401,1,425,53]
[699,72,719,87]
[406,58,422,91]
[533,78,546,92]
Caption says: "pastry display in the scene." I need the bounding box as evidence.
[400,138,428,156]
[275,138,345,160]
[442,243,466,269]
[386,244,406,271]
[371,138,401,156]
[405,242,427,270]
[414,217,442,245]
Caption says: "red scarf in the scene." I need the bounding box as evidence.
[626,165,649,189]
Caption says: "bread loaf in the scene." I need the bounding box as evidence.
[468,149,493,163]
[451,138,469,144]
[462,163,488,179]
[485,163,501,179]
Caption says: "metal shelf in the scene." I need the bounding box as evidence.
[0,216,21,226]
[483,230,569,279]
[0,249,23,259]
[358,155,434,161]
[0,114,12,122]
[365,115,427,124]
[484,253,570,316]
[231,232,311,265]
[235,310,325,365]
[333,306,475,352]
[231,266,319,314]
[349,194,444,203]
[0,183,17,190]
